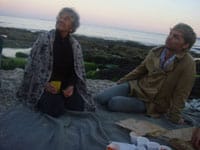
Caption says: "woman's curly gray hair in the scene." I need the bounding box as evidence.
[57,7,80,33]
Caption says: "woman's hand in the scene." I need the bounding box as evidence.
[63,85,74,98]
[45,82,57,94]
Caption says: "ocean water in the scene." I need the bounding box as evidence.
[0,15,200,57]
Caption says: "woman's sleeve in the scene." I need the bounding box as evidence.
[16,33,45,99]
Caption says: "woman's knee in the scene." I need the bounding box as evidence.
[37,93,65,117]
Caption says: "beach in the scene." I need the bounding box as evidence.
[0,26,153,80]
[0,20,200,150]
[1,26,200,98]
[0,3,200,149]
[1,26,200,79]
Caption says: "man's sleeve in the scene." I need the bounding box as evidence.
[168,59,196,123]
[118,50,153,83]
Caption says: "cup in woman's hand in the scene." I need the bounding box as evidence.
[50,81,61,93]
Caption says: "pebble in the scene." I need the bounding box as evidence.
[0,68,115,113]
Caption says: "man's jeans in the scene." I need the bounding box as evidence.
[95,82,146,113]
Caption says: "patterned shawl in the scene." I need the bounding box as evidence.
[17,30,96,111]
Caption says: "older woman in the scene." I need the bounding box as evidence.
[17,7,95,117]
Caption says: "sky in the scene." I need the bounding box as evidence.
[0,0,200,36]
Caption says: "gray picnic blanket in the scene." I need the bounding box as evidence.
[182,99,200,126]
[0,99,199,150]
[0,105,108,150]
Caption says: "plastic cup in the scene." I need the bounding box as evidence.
[129,131,138,144]
[136,145,146,150]
[50,81,61,92]
[136,136,149,147]
[146,141,160,150]
[159,145,172,150]
[107,142,136,150]
[107,143,120,150]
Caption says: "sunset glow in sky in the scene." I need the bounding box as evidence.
[0,0,200,36]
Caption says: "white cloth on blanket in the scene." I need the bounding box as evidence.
[185,99,200,112]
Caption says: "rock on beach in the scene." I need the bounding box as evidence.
[0,68,115,113]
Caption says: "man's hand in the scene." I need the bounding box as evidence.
[192,128,200,150]
[62,85,74,98]
[164,113,185,125]
[178,118,185,125]
[116,79,123,84]
[45,82,57,94]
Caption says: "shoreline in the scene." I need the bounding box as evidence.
[0,15,166,46]
[0,14,199,50]
[1,27,200,98]
[2,48,31,58]
[0,27,152,80]
[1,26,200,59]
[1,26,199,55]
[0,26,153,48]
[0,26,153,60]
